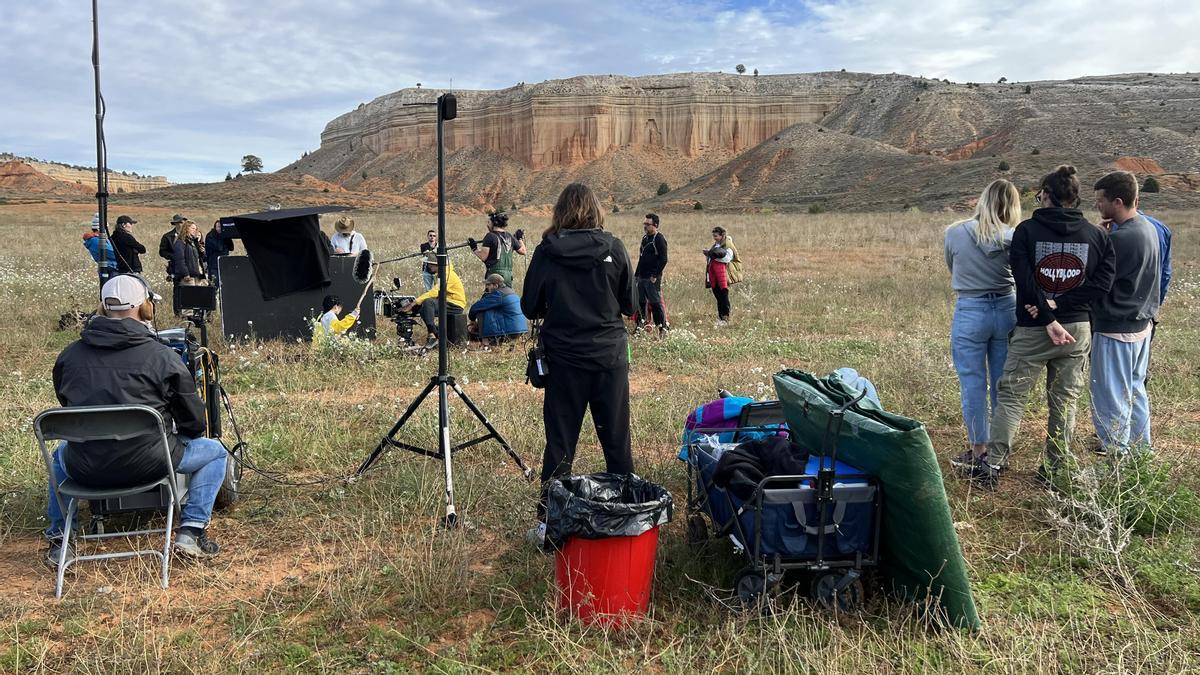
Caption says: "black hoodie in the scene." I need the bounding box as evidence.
[1010,207,1116,328]
[52,316,207,487]
[521,229,636,370]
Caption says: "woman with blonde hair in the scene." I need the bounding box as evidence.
[171,219,206,286]
[521,183,637,547]
[331,215,367,255]
[945,179,1022,469]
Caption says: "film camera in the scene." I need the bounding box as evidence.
[374,279,417,345]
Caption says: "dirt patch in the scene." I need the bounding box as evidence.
[1112,156,1165,174]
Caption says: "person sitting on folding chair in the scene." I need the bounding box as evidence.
[44,275,227,563]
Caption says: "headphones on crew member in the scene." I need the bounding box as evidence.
[101,273,160,323]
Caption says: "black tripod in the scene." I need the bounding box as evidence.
[355,93,533,527]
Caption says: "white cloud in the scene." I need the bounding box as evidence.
[1,0,1196,182]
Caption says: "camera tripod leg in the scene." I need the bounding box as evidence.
[355,378,439,476]
[449,379,535,481]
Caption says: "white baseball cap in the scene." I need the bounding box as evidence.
[101,274,158,311]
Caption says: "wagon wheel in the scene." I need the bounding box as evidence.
[811,571,864,613]
[734,569,767,608]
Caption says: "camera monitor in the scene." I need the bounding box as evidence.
[174,285,218,311]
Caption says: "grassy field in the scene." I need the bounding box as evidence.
[1,202,1197,673]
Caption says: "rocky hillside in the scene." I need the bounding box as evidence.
[281,71,1200,212]
[0,157,171,204]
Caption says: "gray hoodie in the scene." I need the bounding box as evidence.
[944,219,1015,297]
[1093,214,1160,333]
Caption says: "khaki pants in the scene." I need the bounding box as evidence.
[985,322,1091,470]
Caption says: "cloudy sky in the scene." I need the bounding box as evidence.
[2,0,1197,183]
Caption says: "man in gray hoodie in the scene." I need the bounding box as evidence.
[1090,171,1161,455]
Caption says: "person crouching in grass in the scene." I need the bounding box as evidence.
[318,294,358,338]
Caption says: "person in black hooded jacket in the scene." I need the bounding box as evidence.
[963,165,1115,489]
[45,275,228,560]
[521,183,637,543]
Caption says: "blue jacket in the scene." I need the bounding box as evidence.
[469,287,528,338]
[1139,211,1172,304]
[83,233,118,269]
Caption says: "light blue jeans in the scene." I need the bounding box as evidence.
[951,293,1017,444]
[422,271,436,292]
[1090,333,1152,454]
[46,437,228,536]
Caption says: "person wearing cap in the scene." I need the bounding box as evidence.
[44,275,228,562]
[159,214,185,282]
[82,213,118,277]
[468,274,528,343]
[110,215,146,274]
[330,215,367,256]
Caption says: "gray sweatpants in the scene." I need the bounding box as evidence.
[985,322,1091,470]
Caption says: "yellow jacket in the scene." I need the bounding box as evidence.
[414,263,466,309]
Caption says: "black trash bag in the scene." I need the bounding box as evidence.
[545,473,673,548]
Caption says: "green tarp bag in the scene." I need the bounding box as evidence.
[774,369,980,630]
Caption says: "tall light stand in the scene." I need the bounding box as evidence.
[355,93,534,528]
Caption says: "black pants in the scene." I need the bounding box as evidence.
[417,300,463,335]
[636,277,667,327]
[712,286,730,321]
[538,360,634,518]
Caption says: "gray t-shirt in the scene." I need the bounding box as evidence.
[944,219,1015,297]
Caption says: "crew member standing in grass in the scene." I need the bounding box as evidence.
[966,165,1115,488]
[471,211,526,287]
[419,229,438,291]
[703,226,742,325]
[521,183,636,547]
[110,215,145,274]
[1089,171,1160,455]
[82,214,117,281]
[159,214,184,283]
[634,213,670,335]
[945,180,1022,469]
[204,220,235,288]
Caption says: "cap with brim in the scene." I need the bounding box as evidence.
[116,215,137,225]
[101,275,150,311]
[485,273,506,286]
[171,214,186,224]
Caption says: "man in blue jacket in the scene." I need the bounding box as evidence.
[83,214,117,282]
[468,274,528,343]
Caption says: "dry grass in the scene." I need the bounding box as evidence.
[1,203,1197,672]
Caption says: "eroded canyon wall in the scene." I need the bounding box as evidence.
[318,73,865,170]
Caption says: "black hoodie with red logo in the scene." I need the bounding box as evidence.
[1010,207,1116,327]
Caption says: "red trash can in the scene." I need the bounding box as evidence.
[554,526,660,628]
[545,473,673,629]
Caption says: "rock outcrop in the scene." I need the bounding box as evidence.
[285,70,1200,212]
[317,73,864,170]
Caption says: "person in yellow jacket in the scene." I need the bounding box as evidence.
[402,261,467,347]
[318,294,359,336]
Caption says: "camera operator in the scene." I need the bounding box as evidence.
[44,275,228,562]
[521,184,637,546]
[401,261,467,348]
[470,212,526,287]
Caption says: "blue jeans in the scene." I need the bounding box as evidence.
[422,271,436,292]
[951,294,1016,444]
[46,437,228,536]
[1090,333,1152,454]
